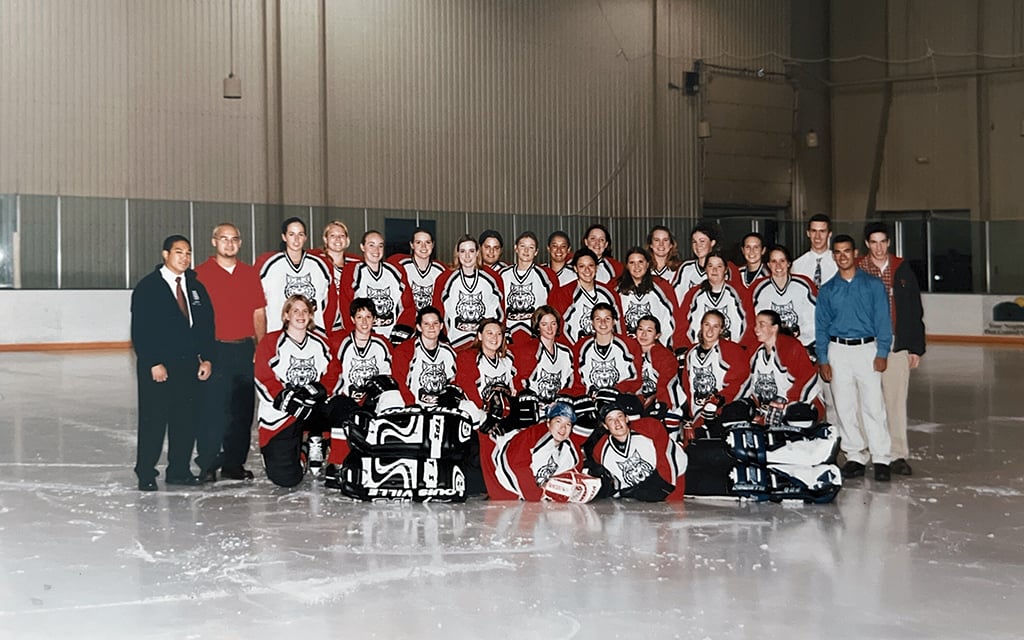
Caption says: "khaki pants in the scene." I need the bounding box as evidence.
[881,350,911,460]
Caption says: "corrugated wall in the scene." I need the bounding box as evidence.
[0,0,267,202]
[0,0,799,226]
[831,0,1024,221]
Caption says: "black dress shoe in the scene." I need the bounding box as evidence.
[221,466,255,481]
[841,461,866,479]
[890,458,913,475]
[138,480,158,492]
[165,474,204,487]
[874,463,891,482]
[199,469,217,484]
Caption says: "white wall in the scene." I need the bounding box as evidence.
[0,290,1018,348]
[0,291,131,346]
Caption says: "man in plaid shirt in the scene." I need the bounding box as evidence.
[858,222,926,476]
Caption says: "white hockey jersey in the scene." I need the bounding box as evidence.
[500,264,558,338]
[334,333,393,397]
[258,252,332,333]
[751,275,817,346]
[433,269,505,350]
[394,257,447,311]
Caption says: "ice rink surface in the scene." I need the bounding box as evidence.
[1,345,1022,639]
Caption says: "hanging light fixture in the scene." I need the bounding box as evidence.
[223,0,242,99]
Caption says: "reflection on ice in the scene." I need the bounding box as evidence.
[1,346,1024,639]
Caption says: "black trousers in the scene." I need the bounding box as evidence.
[261,396,358,488]
[196,340,256,471]
[135,357,198,482]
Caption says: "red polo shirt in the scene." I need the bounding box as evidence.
[195,257,266,341]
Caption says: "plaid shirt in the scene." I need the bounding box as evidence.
[857,255,897,330]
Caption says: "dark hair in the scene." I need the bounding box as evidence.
[617,247,654,297]
[690,222,719,244]
[741,232,765,248]
[590,301,618,322]
[515,231,538,246]
[281,217,306,235]
[452,234,480,270]
[547,230,571,247]
[701,309,726,327]
[570,247,599,268]
[416,305,443,325]
[636,314,661,335]
[349,297,378,319]
[698,252,729,294]
[808,213,832,230]
[411,227,435,242]
[361,229,384,245]
[479,229,504,247]
[756,308,795,338]
[163,235,190,252]
[530,305,563,336]
[831,234,856,250]
[863,221,890,243]
[582,223,613,258]
[472,317,508,358]
[768,244,793,264]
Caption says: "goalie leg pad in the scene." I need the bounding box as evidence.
[346,407,474,460]
[726,425,839,467]
[339,453,467,502]
[728,462,842,503]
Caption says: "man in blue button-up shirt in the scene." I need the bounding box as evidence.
[815,235,893,482]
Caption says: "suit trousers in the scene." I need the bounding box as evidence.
[196,340,256,471]
[135,357,198,481]
[828,341,891,465]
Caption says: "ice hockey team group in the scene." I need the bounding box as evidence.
[131,212,925,504]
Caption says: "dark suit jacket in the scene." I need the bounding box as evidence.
[131,266,216,370]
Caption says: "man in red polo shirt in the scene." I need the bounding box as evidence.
[195,223,267,482]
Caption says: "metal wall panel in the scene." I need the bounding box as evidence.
[61,197,125,289]
[15,196,59,289]
[0,0,267,203]
[127,199,190,286]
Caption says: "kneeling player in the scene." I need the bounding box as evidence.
[255,295,353,487]
[481,401,603,502]
[589,401,687,501]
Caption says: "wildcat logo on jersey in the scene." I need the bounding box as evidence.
[617,449,655,487]
[418,362,448,395]
[363,458,417,489]
[624,300,651,334]
[721,313,734,339]
[367,287,395,324]
[640,367,656,395]
[576,310,594,338]
[753,372,778,403]
[532,369,562,401]
[455,291,485,332]
[771,301,800,336]
[535,455,559,486]
[507,283,536,321]
[483,374,508,392]
[348,356,379,391]
[589,360,620,390]
[284,274,317,307]
[411,283,433,310]
[692,364,716,399]
[285,355,318,386]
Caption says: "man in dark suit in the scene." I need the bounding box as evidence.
[131,235,215,491]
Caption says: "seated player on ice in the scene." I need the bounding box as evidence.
[588,399,686,502]
[480,401,603,502]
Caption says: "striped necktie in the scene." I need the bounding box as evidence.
[813,258,822,287]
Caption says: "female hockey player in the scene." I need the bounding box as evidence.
[257,217,332,334]
[614,247,677,346]
[646,225,681,283]
[339,230,416,344]
[674,252,756,350]
[433,235,505,351]
[580,223,623,285]
[254,294,343,487]
[548,248,621,345]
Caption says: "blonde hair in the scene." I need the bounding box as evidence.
[281,294,315,328]
[321,220,351,252]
